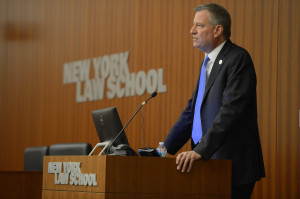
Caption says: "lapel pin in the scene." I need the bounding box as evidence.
[219,60,223,65]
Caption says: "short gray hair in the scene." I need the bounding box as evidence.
[195,4,231,40]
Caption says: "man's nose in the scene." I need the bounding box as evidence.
[190,25,196,34]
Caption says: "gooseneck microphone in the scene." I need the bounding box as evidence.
[105,92,157,155]
[142,91,157,105]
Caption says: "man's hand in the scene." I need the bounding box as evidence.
[176,151,202,172]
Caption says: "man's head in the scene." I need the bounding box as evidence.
[190,4,231,53]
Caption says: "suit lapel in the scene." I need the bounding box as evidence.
[203,40,232,99]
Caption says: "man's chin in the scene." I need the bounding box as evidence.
[193,43,200,48]
[193,41,201,47]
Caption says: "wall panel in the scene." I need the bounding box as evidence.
[0,0,298,198]
[277,0,300,198]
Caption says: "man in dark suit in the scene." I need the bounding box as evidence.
[163,4,265,199]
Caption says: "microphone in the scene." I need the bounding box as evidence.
[105,92,157,155]
[142,91,157,105]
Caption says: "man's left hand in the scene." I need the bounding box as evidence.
[176,151,202,172]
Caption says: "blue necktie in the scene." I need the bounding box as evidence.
[192,55,210,144]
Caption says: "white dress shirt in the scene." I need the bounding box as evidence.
[205,41,227,80]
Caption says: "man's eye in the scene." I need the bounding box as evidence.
[196,24,204,27]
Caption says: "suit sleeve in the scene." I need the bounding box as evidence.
[163,92,195,155]
[194,50,257,159]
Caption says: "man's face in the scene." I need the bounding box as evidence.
[190,10,217,53]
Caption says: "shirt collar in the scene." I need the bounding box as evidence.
[206,40,227,63]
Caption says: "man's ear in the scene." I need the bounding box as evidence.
[214,25,223,38]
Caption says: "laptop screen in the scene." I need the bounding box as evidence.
[92,106,129,147]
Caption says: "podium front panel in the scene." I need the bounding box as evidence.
[42,156,231,198]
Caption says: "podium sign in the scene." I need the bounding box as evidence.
[42,156,231,199]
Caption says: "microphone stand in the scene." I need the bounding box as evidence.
[89,92,157,156]
[104,103,145,155]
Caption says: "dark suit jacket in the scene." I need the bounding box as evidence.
[164,40,265,186]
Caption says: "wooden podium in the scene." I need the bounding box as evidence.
[42,156,231,199]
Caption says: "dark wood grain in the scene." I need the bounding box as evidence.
[0,0,299,198]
